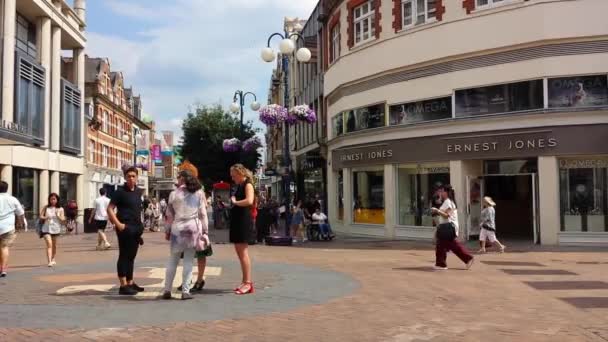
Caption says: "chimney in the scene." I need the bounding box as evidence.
[74,0,86,23]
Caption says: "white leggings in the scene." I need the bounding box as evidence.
[164,248,195,293]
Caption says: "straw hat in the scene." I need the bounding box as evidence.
[483,196,496,207]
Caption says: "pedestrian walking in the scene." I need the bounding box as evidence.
[432,185,474,270]
[89,188,111,250]
[0,181,25,277]
[39,193,65,267]
[162,170,209,300]
[229,164,255,295]
[107,166,145,296]
[290,199,305,243]
[478,196,506,254]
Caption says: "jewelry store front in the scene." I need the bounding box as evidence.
[330,124,608,246]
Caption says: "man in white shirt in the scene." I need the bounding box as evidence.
[89,188,111,250]
[0,181,25,277]
[311,207,335,240]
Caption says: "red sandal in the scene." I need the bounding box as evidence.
[234,282,254,295]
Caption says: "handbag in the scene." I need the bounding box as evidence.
[482,223,496,232]
[437,222,457,241]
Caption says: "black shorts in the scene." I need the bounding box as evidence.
[94,220,108,231]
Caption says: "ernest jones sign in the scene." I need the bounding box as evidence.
[332,124,608,170]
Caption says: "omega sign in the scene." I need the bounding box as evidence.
[340,149,393,162]
[447,138,558,154]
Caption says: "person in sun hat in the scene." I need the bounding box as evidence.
[478,196,506,254]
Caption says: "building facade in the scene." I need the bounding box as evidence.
[322,0,608,245]
[80,56,151,206]
[0,0,86,220]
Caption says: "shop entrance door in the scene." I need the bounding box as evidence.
[483,174,538,243]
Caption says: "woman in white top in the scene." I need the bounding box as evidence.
[478,196,506,254]
[39,193,65,267]
[431,185,474,270]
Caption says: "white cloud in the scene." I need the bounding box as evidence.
[88,0,317,145]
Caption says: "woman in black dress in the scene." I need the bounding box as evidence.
[229,164,255,295]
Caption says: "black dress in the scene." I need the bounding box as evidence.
[229,181,252,243]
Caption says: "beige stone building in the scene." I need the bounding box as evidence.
[0,0,86,221]
[323,0,608,245]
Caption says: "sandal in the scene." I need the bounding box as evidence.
[234,282,254,295]
[192,280,206,292]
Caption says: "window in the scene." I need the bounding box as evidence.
[89,140,95,162]
[402,0,436,28]
[15,54,45,143]
[332,114,344,137]
[345,103,386,133]
[118,151,123,168]
[337,170,344,220]
[353,1,375,45]
[330,24,341,63]
[353,170,384,224]
[389,96,452,125]
[60,79,82,154]
[59,173,77,206]
[16,14,37,58]
[103,111,109,133]
[455,80,543,117]
[548,75,608,108]
[102,145,109,167]
[560,158,608,233]
[476,0,506,9]
[398,164,450,226]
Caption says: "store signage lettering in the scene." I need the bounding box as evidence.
[447,138,557,153]
[340,149,393,162]
[559,159,608,169]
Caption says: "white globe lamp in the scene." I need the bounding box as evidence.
[229,102,240,113]
[261,47,275,63]
[279,38,295,54]
[296,48,312,63]
[250,101,261,111]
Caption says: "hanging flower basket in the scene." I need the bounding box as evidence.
[259,104,287,126]
[285,112,298,125]
[243,136,262,152]
[223,138,241,152]
[289,105,317,123]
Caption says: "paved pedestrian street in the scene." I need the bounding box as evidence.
[1,231,608,341]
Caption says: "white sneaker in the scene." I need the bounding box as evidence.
[48,261,56,267]
[466,259,475,270]
[104,243,112,250]
[433,265,448,270]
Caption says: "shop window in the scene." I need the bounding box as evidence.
[397,164,450,226]
[332,114,344,137]
[455,80,543,117]
[559,158,608,233]
[548,75,608,109]
[353,170,384,224]
[337,170,344,220]
[389,96,451,125]
[60,173,77,207]
[345,103,386,133]
[12,167,36,220]
[60,79,82,154]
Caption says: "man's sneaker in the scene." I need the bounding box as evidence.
[130,283,145,292]
[181,292,194,300]
[104,243,112,250]
[466,258,475,270]
[162,291,172,300]
[0,271,6,277]
[119,286,138,295]
[433,265,448,270]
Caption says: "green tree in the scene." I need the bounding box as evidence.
[180,103,261,190]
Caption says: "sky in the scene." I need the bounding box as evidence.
[84,0,318,145]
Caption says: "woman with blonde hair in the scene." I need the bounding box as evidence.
[229,164,255,295]
[478,196,506,254]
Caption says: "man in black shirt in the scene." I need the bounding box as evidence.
[107,167,145,295]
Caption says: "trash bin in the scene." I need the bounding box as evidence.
[83,208,95,233]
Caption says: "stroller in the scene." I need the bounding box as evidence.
[64,200,79,234]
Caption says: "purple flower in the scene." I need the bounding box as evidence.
[259,104,288,126]
[243,136,262,152]
[289,105,317,123]
[223,138,241,152]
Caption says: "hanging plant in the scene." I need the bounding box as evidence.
[243,136,262,152]
[259,104,288,126]
[285,112,298,125]
[289,105,317,123]
[223,138,241,152]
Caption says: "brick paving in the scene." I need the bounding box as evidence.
[1,229,608,341]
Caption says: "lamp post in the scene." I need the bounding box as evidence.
[229,90,260,141]
[261,31,311,210]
